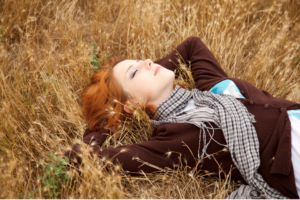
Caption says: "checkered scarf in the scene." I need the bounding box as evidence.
[151,85,287,199]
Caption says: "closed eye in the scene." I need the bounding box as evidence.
[131,69,138,78]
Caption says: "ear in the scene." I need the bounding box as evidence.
[124,100,141,114]
[124,103,133,114]
[124,100,138,114]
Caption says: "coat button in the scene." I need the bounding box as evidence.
[249,100,254,105]
[285,116,288,121]
[264,104,269,109]
[280,107,284,112]
[241,90,245,95]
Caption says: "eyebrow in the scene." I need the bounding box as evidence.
[126,60,141,74]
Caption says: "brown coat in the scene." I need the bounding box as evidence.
[66,37,300,198]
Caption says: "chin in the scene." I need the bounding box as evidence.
[157,68,175,89]
[169,70,175,82]
[164,67,175,77]
[164,71,175,89]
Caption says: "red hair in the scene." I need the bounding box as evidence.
[81,57,157,131]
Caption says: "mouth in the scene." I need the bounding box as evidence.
[154,66,161,76]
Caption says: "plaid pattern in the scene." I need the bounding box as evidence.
[228,184,265,199]
[152,85,287,199]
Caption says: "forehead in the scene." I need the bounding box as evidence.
[113,60,136,86]
[114,59,136,72]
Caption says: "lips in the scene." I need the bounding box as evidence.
[154,66,161,76]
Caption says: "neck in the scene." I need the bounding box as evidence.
[151,84,175,108]
[152,85,192,121]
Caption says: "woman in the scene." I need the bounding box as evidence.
[65,37,300,199]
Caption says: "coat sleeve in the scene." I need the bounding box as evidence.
[91,140,177,174]
[155,36,228,91]
[65,125,197,174]
[64,128,110,166]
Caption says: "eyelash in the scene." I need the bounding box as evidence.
[132,70,137,78]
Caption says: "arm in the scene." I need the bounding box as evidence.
[82,128,110,146]
[91,141,177,174]
[64,123,239,178]
[64,128,110,166]
[64,124,199,174]
[155,36,228,91]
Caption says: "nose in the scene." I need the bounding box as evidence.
[144,59,152,70]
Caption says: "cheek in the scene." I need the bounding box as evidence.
[128,76,152,99]
[127,69,174,101]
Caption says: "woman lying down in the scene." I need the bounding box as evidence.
[65,36,300,199]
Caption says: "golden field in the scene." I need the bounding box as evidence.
[0,0,299,198]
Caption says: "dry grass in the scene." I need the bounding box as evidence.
[0,0,299,198]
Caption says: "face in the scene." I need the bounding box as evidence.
[113,59,175,107]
